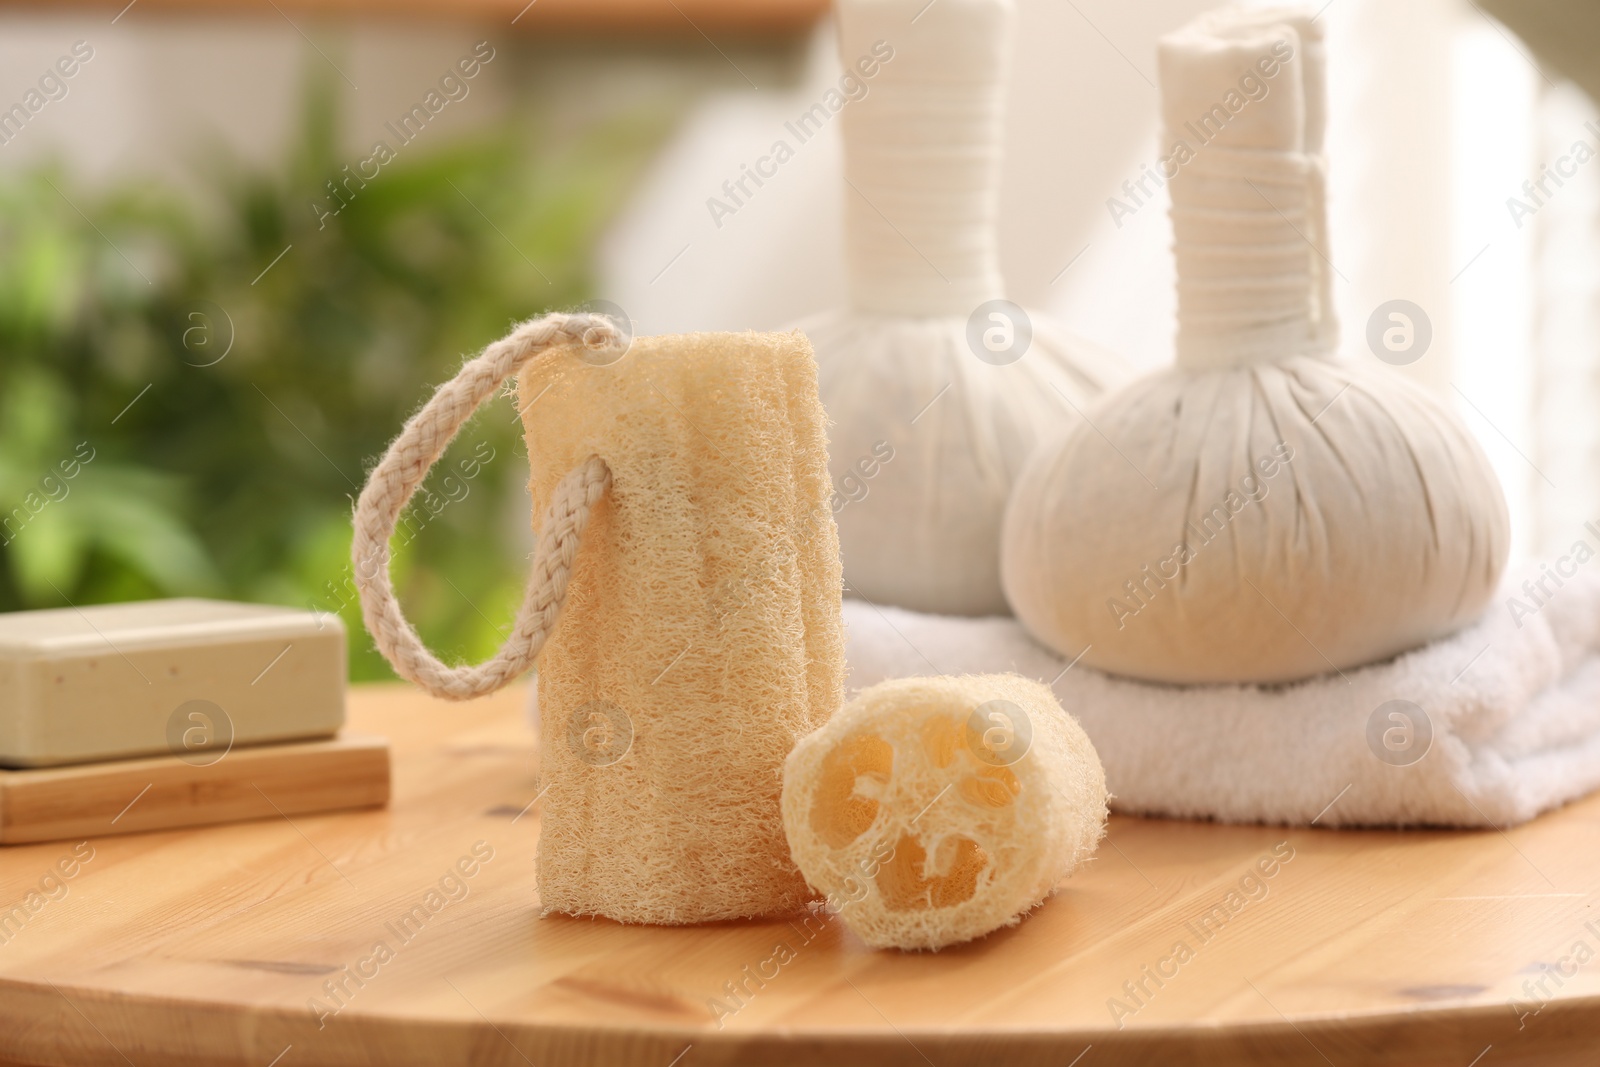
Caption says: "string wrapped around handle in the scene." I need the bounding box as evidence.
[839,0,1012,316]
[351,312,623,701]
[1001,6,1510,687]
[805,0,1128,618]
[1159,10,1337,369]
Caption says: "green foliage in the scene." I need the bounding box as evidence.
[0,62,670,679]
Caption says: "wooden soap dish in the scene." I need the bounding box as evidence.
[0,733,389,845]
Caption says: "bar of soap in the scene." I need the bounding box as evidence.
[0,599,345,768]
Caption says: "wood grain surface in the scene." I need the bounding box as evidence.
[0,681,1596,1066]
[0,734,390,845]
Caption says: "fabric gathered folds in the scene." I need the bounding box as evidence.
[863,4,1566,829]
[802,0,1126,619]
[1000,6,1509,686]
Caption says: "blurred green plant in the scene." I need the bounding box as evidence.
[0,60,671,680]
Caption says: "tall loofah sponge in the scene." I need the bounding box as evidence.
[517,330,845,924]
[781,673,1105,950]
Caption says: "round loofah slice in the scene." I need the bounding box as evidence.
[781,673,1106,950]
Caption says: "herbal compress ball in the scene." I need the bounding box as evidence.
[1000,7,1509,685]
[781,674,1106,950]
[804,0,1126,617]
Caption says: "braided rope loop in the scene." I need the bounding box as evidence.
[352,312,623,701]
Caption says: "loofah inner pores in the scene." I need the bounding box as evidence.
[781,674,1106,950]
[517,330,845,924]
[1000,7,1509,685]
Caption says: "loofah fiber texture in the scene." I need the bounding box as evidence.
[781,673,1106,950]
[1001,6,1509,685]
[517,330,845,924]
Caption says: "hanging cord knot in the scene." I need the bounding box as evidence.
[352,312,624,700]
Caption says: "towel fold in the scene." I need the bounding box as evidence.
[843,571,1600,827]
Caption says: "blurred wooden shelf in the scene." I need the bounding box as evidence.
[0,0,831,34]
[2,682,1600,1065]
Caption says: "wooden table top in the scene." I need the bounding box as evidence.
[2,682,1597,1067]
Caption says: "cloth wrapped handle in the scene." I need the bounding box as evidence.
[1159,14,1335,369]
[352,312,622,701]
[837,0,1012,317]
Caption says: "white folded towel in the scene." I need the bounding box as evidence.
[842,570,1600,828]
